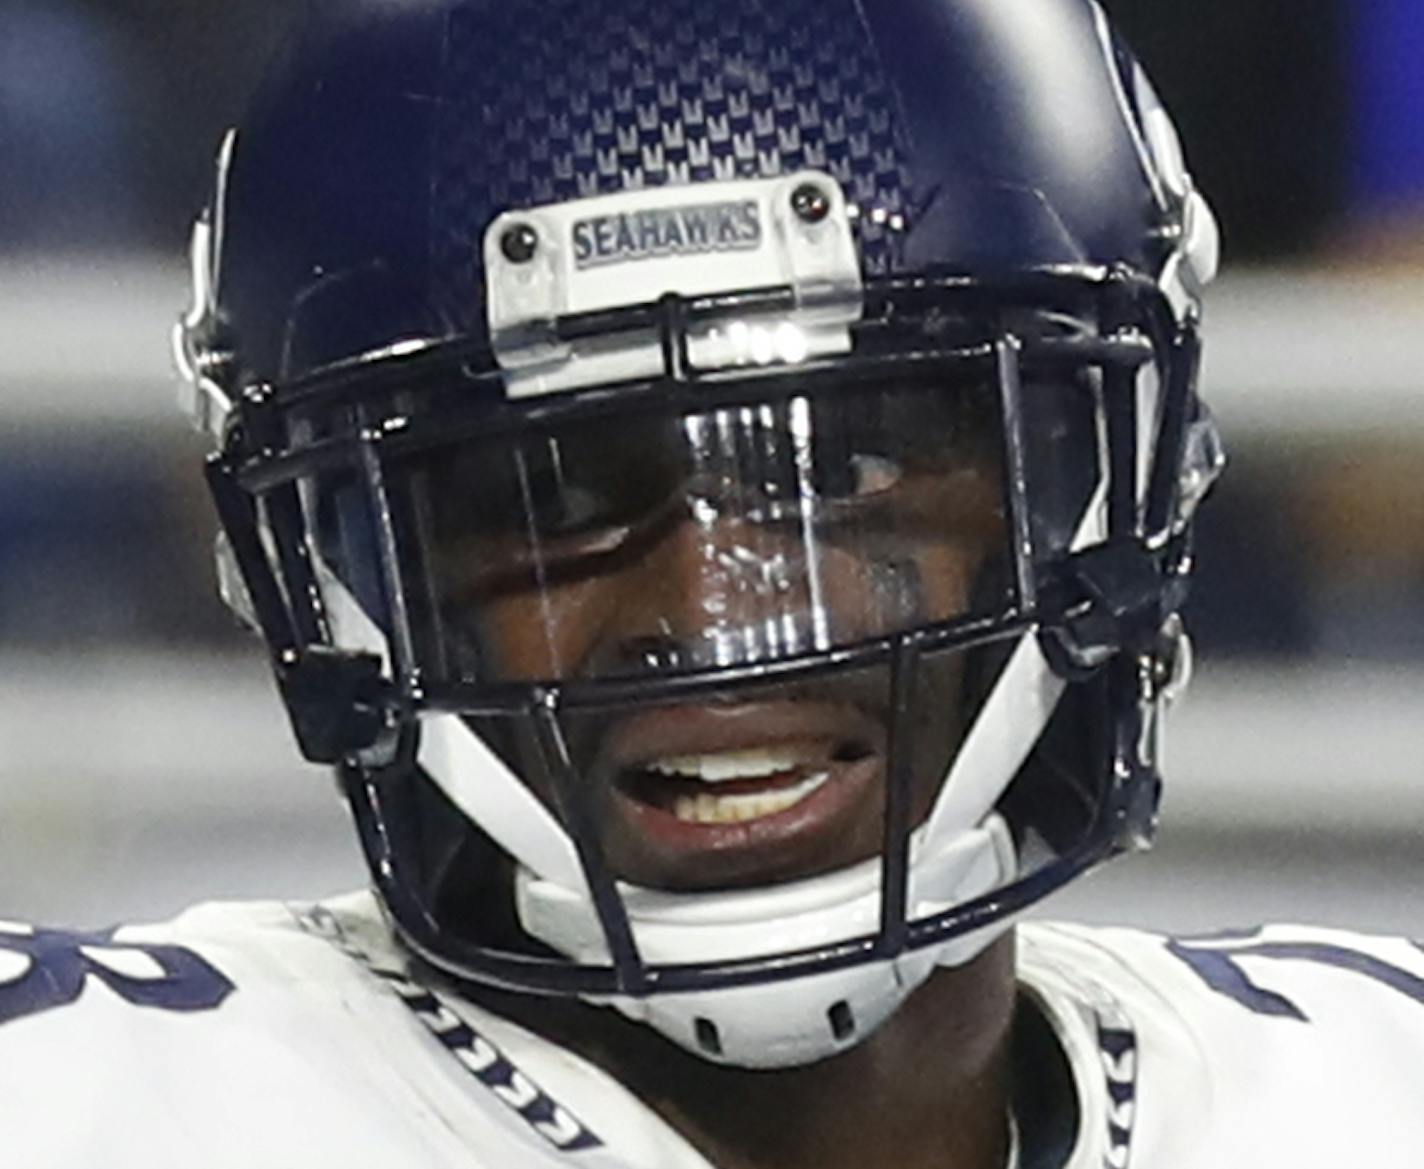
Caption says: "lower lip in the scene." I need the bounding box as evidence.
[609,755,883,887]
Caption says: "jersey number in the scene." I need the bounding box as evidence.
[1167,934,1424,1021]
[0,926,234,1027]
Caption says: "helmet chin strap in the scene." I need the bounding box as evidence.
[417,712,586,893]
[920,635,1066,844]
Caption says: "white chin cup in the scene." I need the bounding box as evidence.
[516,814,1016,1069]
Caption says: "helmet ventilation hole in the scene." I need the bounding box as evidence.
[694,1017,723,1056]
[828,1000,856,1041]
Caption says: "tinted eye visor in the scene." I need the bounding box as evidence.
[310,368,1018,687]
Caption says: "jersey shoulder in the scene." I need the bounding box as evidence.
[1020,921,1424,1169]
[1028,919,1424,1038]
[0,896,708,1169]
[0,899,283,1029]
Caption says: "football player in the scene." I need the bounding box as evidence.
[5,0,1424,1166]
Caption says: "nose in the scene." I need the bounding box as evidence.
[610,632,692,675]
[604,506,823,674]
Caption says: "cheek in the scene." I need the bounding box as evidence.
[813,539,978,639]
[478,576,618,681]
[912,542,977,621]
[909,651,971,818]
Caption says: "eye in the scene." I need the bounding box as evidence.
[847,454,902,498]
[530,483,603,536]
[804,452,904,505]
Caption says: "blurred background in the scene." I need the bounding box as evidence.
[1,0,1421,933]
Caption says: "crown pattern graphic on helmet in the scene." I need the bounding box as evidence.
[431,0,912,329]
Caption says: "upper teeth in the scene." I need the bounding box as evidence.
[673,772,832,825]
[648,746,811,783]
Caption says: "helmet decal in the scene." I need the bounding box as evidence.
[431,0,912,330]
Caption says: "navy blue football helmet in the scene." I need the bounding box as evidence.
[177,0,1223,1068]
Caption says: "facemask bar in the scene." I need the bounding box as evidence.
[203,266,1211,1000]
[529,691,646,994]
[877,634,921,959]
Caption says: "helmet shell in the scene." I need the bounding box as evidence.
[219,0,1166,384]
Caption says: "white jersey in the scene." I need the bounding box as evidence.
[1,895,1421,1168]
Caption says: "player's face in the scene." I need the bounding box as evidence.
[423,378,1008,890]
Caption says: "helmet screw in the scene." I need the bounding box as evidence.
[500,223,540,264]
[790,183,831,224]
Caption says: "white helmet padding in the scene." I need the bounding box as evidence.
[518,815,1016,1068]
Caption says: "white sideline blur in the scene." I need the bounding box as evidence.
[1,650,1420,834]
[3,256,1424,437]
[1,650,1420,932]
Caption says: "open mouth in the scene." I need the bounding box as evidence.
[600,703,886,888]
[622,740,872,825]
